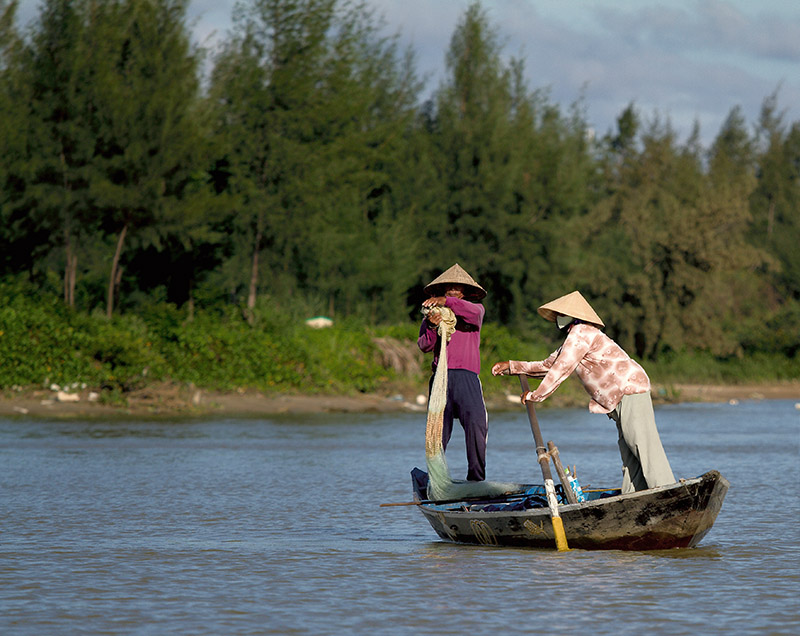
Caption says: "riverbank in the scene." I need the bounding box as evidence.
[1,381,799,419]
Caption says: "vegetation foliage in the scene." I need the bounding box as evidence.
[0,0,797,401]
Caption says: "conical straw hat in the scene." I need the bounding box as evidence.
[424,263,486,300]
[537,291,604,327]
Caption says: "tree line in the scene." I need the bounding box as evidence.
[1,0,797,363]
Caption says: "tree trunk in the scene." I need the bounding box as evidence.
[107,223,128,319]
[66,252,77,307]
[61,151,76,308]
[64,231,77,308]
[767,198,775,238]
[186,275,195,322]
[246,228,262,325]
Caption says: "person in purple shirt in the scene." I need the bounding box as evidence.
[418,264,488,481]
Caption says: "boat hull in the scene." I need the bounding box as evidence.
[415,470,729,551]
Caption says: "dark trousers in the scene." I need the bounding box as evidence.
[429,369,488,481]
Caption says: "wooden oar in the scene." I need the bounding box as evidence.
[519,375,569,551]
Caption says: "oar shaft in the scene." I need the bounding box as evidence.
[520,376,554,481]
[519,375,569,552]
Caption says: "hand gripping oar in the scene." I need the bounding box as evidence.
[519,375,569,551]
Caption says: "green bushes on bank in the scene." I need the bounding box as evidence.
[0,284,167,390]
[0,285,419,395]
[1,284,796,403]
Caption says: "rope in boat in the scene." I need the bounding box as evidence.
[423,306,519,501]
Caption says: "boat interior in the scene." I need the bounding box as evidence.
[411,467,621,512]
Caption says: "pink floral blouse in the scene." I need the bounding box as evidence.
[509,323,650,414]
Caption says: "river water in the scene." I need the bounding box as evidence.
[1,398,798,635]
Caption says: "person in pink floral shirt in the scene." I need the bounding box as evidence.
[492,291,675,493]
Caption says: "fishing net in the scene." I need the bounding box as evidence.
[423,306,520,501]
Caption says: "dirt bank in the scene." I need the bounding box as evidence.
[1,381,798,420]
[663,383,800,403]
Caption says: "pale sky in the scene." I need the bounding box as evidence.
[17,0,800,147]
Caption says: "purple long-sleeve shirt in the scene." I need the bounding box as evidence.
[417,297,484,374]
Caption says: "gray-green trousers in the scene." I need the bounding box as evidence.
[608,391,675,493]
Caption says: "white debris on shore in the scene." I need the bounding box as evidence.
[305,316,333,329]
[43,380,91,403]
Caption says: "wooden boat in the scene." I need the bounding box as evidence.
[411,468,729,551]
